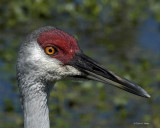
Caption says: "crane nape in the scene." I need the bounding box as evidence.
[16,26,150,128]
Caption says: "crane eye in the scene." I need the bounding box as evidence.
[45,46,57,55]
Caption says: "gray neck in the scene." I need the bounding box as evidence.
[18,75,54,128]
[24,91,49,128]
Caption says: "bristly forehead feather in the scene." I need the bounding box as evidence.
[36,28,80,64]
[27,26,56,42]
[37,29,79,50]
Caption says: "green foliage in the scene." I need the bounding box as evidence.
[4,99,14,113]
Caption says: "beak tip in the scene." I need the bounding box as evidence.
[144,93,151,98]
[140,88,151,98]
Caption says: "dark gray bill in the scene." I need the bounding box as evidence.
[69,53,150,98]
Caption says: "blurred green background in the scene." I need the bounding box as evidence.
[0,0,160,128]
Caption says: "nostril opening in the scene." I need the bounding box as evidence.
[92,66,105,74]
[92,66,117,80]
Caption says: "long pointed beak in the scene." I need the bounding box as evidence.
[69,53,150,98]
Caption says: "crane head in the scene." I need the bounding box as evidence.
[17,26,150,98]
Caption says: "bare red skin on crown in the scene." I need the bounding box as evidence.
[37,29,80,64]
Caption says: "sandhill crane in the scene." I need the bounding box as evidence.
[16,26,150,128]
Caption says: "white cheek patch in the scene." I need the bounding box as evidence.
[26,41,62,75]
[27,41,61,65]
[26,41,81,80]
[63,65,81,76]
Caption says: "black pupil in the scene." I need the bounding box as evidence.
[49,49,52,53]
